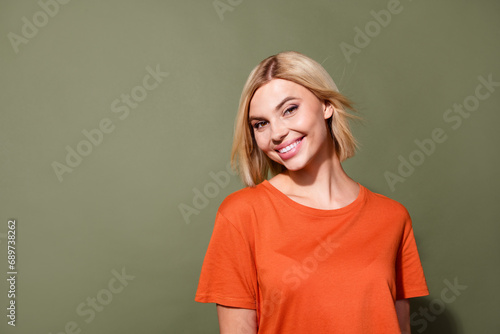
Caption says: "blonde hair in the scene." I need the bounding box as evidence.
[230,51,362,187]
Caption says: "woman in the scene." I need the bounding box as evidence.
[195,51,429,333]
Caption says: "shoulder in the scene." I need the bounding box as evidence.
[363,185,411,221]
[217,183,268,220]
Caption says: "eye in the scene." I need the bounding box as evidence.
[284,105,298,115]
[253,121,267,130]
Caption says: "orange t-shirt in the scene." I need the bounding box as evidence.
[195,180,429,333]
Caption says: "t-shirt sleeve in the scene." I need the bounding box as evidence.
[395,210,430,299]
[194,210,257,309]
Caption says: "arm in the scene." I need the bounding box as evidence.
[395,299,411,334]
[216,304,257,334]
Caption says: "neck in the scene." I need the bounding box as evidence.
[280,146,359,207]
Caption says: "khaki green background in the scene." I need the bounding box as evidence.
[1,0,499,333]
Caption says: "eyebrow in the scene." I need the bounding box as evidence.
[248,96,300,122]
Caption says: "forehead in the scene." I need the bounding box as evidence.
[249,79,310,114]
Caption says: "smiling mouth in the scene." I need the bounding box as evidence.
[276,136,304,154]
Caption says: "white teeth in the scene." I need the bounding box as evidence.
[278,138,302,153]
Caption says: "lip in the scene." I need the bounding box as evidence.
[275,136,305,160]
[274,136,305,151]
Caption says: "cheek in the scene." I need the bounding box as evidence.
[296,111,322,131]
[253,133,270,151]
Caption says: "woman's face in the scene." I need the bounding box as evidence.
[248,78,334,172]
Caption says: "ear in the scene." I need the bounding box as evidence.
[323,102,334,119]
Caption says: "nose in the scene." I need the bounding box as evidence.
[270,119,288,144]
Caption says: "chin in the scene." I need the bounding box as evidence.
[268,153,306,171]
[279,160,306,171]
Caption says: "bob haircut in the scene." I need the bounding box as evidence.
[231,51,362,187]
